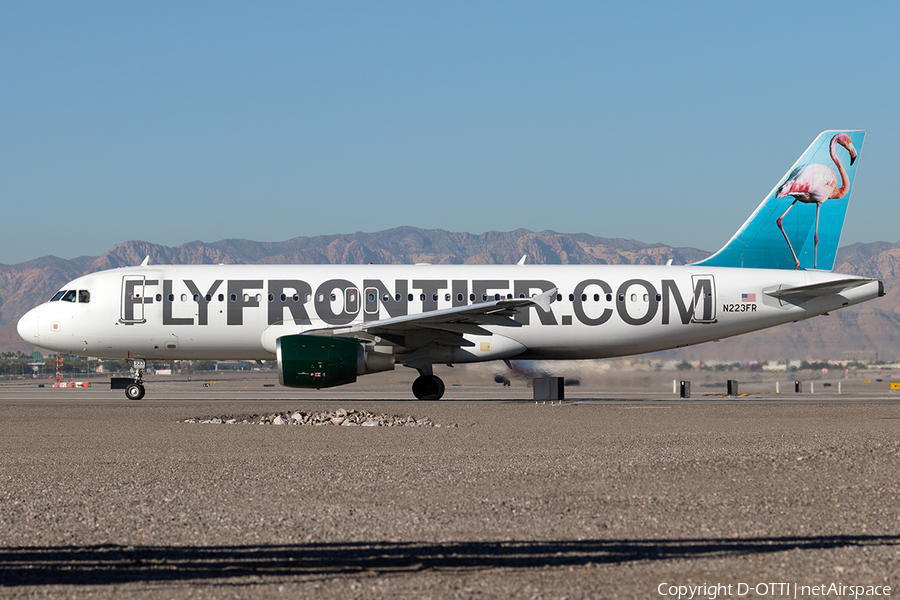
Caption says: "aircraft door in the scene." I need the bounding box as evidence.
[345,287,360,315]
[691,275,716,323]
[121,276,147,323]
[364,287,379,314]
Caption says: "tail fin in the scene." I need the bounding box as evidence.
[694,130,865,271]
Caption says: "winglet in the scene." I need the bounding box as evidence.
[140,256,150,267]
[517,255,527,266]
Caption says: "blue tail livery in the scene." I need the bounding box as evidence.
[695,130,865,271]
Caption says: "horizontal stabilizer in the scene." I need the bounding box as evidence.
[764,278,875,300]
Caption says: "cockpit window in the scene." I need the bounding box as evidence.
[78,290,90,303]
[61,290,77,303]
[50,291,67,302]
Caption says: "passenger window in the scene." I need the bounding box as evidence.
[218,294,224,302]
[61,290,77,302]
[50,291,66,302]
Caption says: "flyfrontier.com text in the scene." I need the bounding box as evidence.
[657,582,891,599]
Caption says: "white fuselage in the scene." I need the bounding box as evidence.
[16,263,881,363]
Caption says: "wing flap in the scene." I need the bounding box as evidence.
[420,322,494,336]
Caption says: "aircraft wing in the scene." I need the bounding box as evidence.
[307,287,557,346]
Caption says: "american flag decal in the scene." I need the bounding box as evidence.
[741,293,756,302]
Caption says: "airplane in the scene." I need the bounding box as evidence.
[17,130,883,400]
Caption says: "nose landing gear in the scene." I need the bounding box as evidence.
[125,381,145,400]
[111,359,146,400]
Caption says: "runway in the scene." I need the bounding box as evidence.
[1,377,898,598]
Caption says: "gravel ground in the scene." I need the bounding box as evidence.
[0,393,898,599]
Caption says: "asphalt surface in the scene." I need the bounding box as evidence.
[1,377,898,599]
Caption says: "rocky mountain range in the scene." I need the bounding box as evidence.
[2,227,897,361]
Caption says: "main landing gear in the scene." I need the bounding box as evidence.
[412,374,445,400]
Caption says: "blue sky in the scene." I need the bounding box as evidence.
[2,1,898,264]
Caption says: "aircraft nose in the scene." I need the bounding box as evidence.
[17,308,40,345]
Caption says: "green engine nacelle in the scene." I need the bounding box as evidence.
[277,335,361,389]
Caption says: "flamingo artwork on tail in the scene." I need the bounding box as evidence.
[775,133,858,269]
